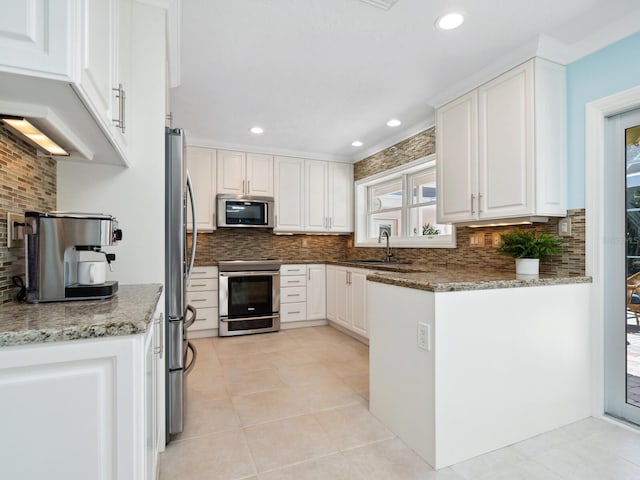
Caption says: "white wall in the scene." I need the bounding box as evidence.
[57,3,166,286]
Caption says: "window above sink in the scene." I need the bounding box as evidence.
[354,155,456,248]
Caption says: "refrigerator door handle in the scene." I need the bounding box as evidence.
[185,341,197,376]
[184,304,197,330]
[186,169,197,284]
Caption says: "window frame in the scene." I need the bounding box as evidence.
[354,154,456,248]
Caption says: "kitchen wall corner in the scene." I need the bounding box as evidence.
[0,125,56,303]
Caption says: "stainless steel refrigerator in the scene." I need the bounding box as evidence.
[165,127,198,443]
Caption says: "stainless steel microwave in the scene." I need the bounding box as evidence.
[216,194,274,228]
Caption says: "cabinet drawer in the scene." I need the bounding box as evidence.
[280,302,306,322]
[281,264,307,276]
[187,277,218,292]
[186,291,217,309]
[189,307,218,331]
[281,286,307,303]
[280,275,306,287]
[191,266,218,279]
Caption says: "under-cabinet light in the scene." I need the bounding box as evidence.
[1,117,69,156]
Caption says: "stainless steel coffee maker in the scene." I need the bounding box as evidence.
[24,211,123,303]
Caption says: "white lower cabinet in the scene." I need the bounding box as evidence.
[0,304,162,480]
[186,266,219,337]
[327,265,369,338]
[306,264,326,320]
[280,264,326,326]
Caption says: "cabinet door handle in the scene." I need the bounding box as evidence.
[329,217,332,229]
[112,83,126,133]
[478,193,483,213]
[248,180,251,193]
[308,269,311,280]
[470,194,475,214]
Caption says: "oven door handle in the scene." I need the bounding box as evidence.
[184,304,197,330]
[219,314,280,322]
[184,341,197,376]
[219,271,280,278]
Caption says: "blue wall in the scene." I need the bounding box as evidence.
[567,31,640,209]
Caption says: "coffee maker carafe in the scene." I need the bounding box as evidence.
[24,212,123,303]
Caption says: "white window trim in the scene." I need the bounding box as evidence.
[354,154,456,248]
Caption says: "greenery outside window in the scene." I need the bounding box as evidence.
[355,154,455,248]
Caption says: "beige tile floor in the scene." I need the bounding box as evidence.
[159,325,640,480]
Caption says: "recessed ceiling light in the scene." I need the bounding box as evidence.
[249,126,264,135]
[386,119,401,127]
[352,141,363,147]
[436,12,464,30]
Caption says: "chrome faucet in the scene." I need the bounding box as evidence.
[378,228,393,263]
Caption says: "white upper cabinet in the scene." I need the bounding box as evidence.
[76,0,131,160]
[274,156,305,232]
[246,153,274,196]
[0,0,73,80]
[0,0,133,167]
[436,58,566,224]
[304,160,353,233]
[436,91,478,223]
[217,150,246,195]
[328,162,353,233]
[217,150,273,196]
[305,160,329,232]
[186,146,217,232]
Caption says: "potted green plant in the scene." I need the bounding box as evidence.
[496,229,564,275]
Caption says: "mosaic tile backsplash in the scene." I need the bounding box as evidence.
[192,229,348,265]
[0,125,57,303]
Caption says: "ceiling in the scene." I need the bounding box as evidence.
[170,0,640,162]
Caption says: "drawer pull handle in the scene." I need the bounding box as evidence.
[190,284,207,287]
[288,280,301,283]
[192,299,207,302]
[289,311,301,314]
[288,294,300,297]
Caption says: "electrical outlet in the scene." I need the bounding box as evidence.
[417,322,430,351]
[558,217,572,237]
[7,212,25,249]
[492,233,502,247]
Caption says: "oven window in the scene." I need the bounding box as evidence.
[225,201,267,225]
[228,276,273,317]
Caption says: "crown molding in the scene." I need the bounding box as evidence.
[186,137,353,163]
[563,9,640,63]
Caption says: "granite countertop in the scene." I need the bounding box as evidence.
[0,284,163,348]
[365,269,591,292]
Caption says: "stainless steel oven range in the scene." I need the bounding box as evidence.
[218,260,281,336]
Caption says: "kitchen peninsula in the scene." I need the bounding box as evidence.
[0,285,163,480]
[366,269,591,469]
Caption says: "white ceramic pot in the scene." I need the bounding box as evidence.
[515,258,539,276]
[78,261,107,285]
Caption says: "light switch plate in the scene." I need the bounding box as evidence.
[470,232,485,247]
